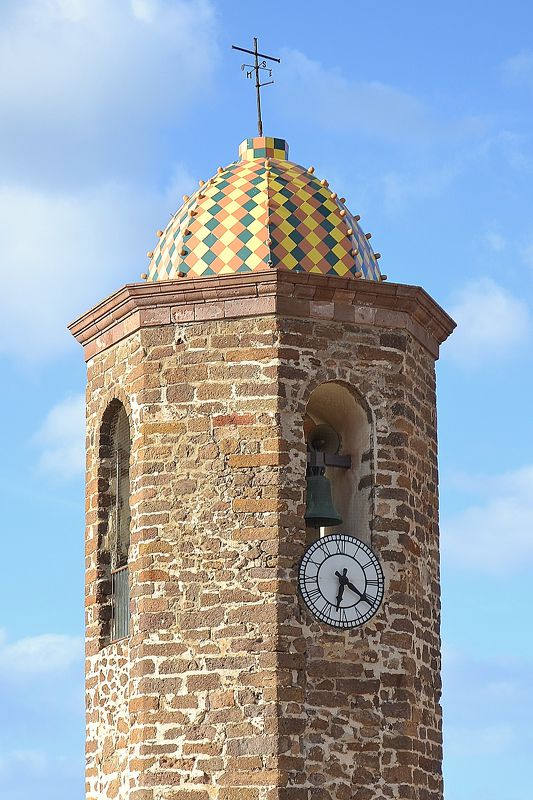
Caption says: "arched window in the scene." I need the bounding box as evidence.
[304,382,374,545]
[100,401,131,642]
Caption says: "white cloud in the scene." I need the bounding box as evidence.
[281,49,434,144]
[0,630,83,677]
[0,749,47,777]
[0,0,207,362]
[0,748,81,799]
[381,163,460,210]
[0,0,218,183]
[482,231,506,253]
[0,629,84,798]
[442,464,533,574]
[34,394,85,477]
[502,50,533,86]
[0,166,194,361]
[479,130,533,173]
[444,277,531,367]
[0,0,217,123]
[280,49,486,147]
[131,0,156,22]
[442,647,533,761]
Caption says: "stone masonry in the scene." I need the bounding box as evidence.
[70,271,455,800]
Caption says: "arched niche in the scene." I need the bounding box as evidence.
[305,382,374,543]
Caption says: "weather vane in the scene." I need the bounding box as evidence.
[232,37,280,137]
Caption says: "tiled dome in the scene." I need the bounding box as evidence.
[146,137,382,282]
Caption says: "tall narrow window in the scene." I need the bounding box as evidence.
[102,403,131,641]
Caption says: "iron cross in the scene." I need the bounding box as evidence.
[232,37,280,137]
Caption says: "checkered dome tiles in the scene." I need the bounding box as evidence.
[146,138,382,283]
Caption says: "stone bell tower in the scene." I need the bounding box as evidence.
[70,136,455,800]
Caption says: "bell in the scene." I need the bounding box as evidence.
[308,423,340,455]
[305,473,343,529]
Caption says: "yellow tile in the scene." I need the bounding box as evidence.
[335,262,350,277]
[280,252,298,270]
[248,218,264,236]
[306,231,321,248]
[191,241,210,258]
[247,251,263,269]
[278,220,294,237]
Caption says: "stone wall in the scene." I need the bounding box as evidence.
[275,317,442,800]
[85,318,287,800]
[78,274,452,800]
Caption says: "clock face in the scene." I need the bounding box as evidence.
[298,533,384,629]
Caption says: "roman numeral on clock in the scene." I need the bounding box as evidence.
[318,601,330,616]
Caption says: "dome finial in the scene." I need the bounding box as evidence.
[231,37,280,136]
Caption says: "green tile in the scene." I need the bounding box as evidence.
[203,233,217,247]
[238,229,253,244]
[291,245,306,262]
[237,245,252,260]
[324,250,339,267]
[240,213,255,227]
[201,250,217,265]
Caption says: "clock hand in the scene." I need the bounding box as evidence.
[335,568,348,609]
[335,582,345,609]
[344,579,374,605]
[345,579,367,600]
[335,568,348,584]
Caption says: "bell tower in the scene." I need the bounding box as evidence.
[70,136,455,800]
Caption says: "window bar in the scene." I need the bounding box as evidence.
[111,565,129,641]
[115,447,120,541]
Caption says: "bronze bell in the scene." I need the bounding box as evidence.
[305,473,343,529]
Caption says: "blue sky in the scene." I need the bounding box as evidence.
[1,0,532,797]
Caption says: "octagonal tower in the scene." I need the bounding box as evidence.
[70,136,455,800]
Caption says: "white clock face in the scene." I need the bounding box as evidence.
[298,533,384,629]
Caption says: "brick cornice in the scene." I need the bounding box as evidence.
[68,271,456,361]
